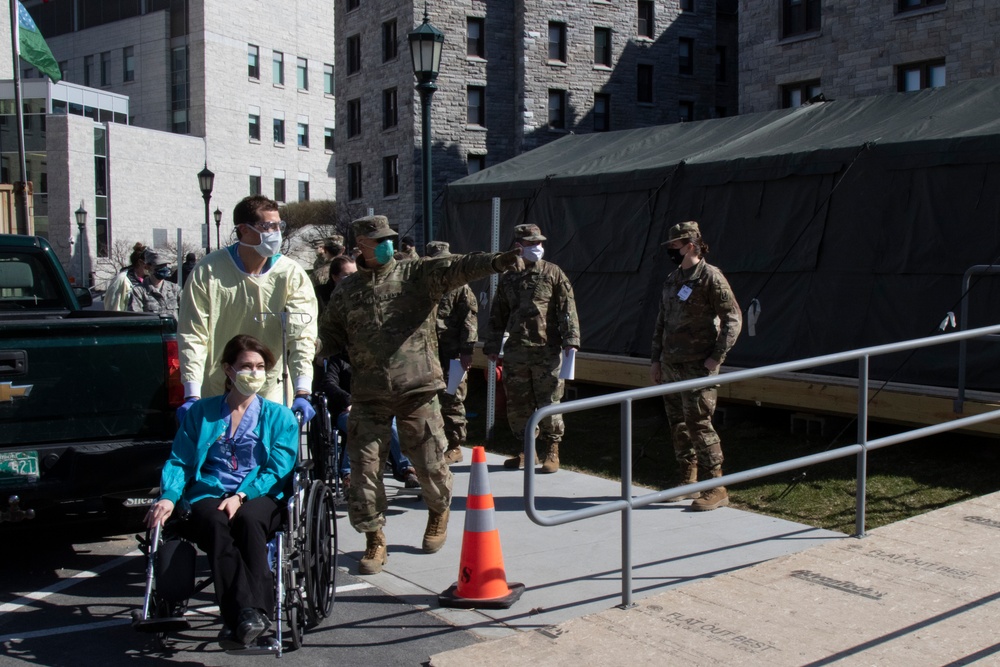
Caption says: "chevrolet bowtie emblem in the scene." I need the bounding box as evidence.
[0,382,32,402]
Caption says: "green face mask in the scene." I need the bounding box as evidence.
[374,239,395,264]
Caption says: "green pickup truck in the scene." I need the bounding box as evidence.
[0,234,181,522]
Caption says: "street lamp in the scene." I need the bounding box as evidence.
[74,202,87,288]
[197,164,215,254]
[408,4,444,245]
[213,207,223,249]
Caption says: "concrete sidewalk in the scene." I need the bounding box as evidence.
[336,447,843,643]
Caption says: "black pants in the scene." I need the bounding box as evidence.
[188,496,283,630]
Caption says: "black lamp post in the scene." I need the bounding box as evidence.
[197,164,215,254]
[408,5,444,245]
[75,202,87,288]
[213,207,223,249]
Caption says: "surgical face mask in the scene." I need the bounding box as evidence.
[522,244,544,263]
[154,266,172,280]
[241,227,282,258]
[666,246,685,265]
[374,238,395,264]
[231,369,266,397]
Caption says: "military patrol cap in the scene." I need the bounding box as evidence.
[425,241,451,257]
[352,215,398,240]
[514,223,546,242]
[144,249,168,267]
[328,234,344,246]
[663,221,701,245]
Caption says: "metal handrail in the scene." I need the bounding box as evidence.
[954,265,1000,413]
[522,323,1000,608]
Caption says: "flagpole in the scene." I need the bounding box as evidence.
[8,0,30,235]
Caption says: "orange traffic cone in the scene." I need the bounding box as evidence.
[439,446,524,609]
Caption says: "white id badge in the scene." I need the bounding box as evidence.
[677,285,693,301]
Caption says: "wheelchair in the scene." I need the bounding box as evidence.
[131,400,339,656]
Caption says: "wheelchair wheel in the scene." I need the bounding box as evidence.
[304,480,337,621]
[280,542,308,652]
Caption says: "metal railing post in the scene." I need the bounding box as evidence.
[855,355,869,537]
[620,398,634,608]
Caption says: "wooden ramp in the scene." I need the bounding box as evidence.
[471,350,1000,438]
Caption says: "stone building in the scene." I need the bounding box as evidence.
[335,0,738,247]
[739,0,1000,113]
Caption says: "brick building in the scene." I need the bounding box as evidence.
[335,0,738,246]
[740,0,1000,113]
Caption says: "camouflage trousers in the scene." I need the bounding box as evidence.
[346,390,452,533]
[660,360,724,472]
[438,357,468,449]
[502,349,565,451]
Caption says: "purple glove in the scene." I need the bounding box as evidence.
[175,396,198,424]
[292,396,316,423]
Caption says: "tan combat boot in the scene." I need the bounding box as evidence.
[359,529,387,574]
[539,443,560,474]
[443,447,464,464]
[691,469,729,511]
[503,452,540,469]
[664,461,700,501]
[422,508,450,553]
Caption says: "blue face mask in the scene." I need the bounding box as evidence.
[374,239,395,265]
[154,267,172,280]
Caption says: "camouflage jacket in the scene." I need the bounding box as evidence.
[484,259,580,361]
[437,284,478,360]
[651,260,742,365]
[127,278,181,318]
[319,253,501,401]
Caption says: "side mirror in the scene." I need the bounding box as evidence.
[73,286,93,308]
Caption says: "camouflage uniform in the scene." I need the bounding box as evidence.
[399,246,420,260]
[651,246,742,473]
[319,218,517,534]
[484,226,580,467]
[128,277,181,318]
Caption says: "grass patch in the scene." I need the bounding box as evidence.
[463,374,1000,535]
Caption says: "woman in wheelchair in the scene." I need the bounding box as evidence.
[145,334,299,649]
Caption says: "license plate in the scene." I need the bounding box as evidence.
[0,450,39,485]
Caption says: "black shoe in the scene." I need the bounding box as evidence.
[217,625,243,650]
[235,608,268,646]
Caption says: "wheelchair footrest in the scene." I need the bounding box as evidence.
[225,638,281,656]
[131,611,191,633]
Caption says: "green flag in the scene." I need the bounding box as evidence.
[17,1,61,82]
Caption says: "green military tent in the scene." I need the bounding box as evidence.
[441,77,1000,388]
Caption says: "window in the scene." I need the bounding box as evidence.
[273,50,284,85]
[898,0,944,11]
[248,112,260,140]
[83,55,93,86]
[382,88,397,129]
[467,18,485,58]
[274,176,286,202]
[715,46,726,82]
[248,44,259,79]
[273,117,285,143]
[323,63,334,95]
[637,64,653,103]
[637,1,654,38]
[296,57,308,90]
[782,79,821,108]
[678,38,694,76]
[548,22,566,63]
[594,93,610,132]
[467,86,485,126]
[382,20,397,62]
[347,35,361,75]
[383,155,398,197]
[347,99,361,137]
[548,90,566,129]
[324,126,334,151]
[170,46,189,133]
[249,174,262,196]
[594,28,612,67]
[100,51,110,85]
[298,180,310,201]
[348,162,362,200]
[297,122,309,147]
[680,0,694,10]
[679,101,693,122]
[898,60,945,92]
[346,0,359,10]
[782,0,820,38]
[59,60,68,80]
[123,46,135,82]
[468,154,486,174]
